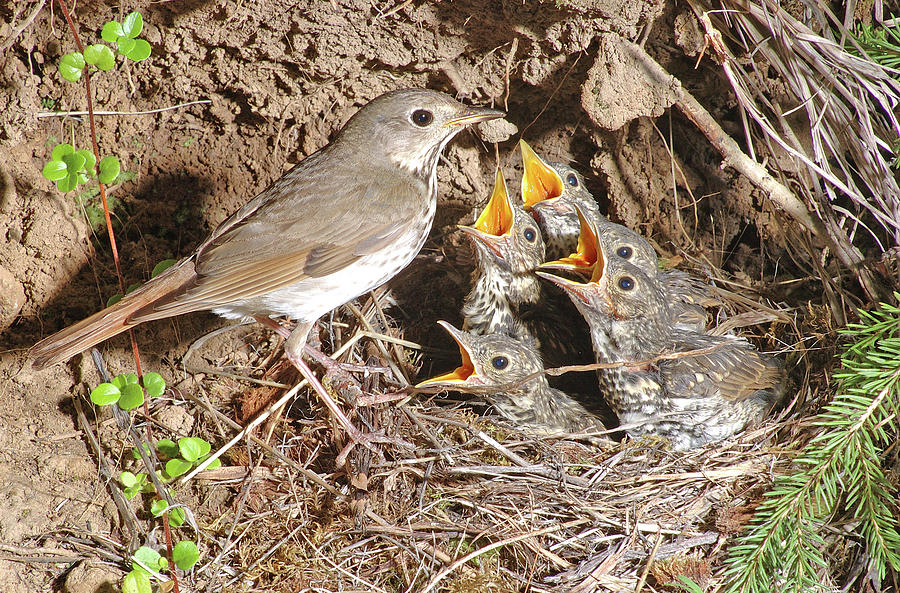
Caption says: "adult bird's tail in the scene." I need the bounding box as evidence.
[29,258,198,370]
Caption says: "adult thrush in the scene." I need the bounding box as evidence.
[543,205,718,332]
[30,88,504,442]
[519,140,606,260]
[537,225,784,450]
[418,321,606,439]
[458,169,595,383]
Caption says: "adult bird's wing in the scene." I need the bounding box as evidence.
[134,158,424,321]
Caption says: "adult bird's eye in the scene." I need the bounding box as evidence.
[616,245,633,259]
[618,276,635,291]
[491,356,509,370]
[411,109,434,127]
[523,227,537,242]
[565,173,578,187]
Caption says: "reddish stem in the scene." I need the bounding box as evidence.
[162,510,180,593]
[54,3,174,590]
[54,1,145,379]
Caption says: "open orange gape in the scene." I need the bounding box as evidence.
[474,169,514,236]
[519,139,564,210]
[416,321,482,387]
[535,205,616,311]
[539,204,601,276]
[457,169,515,257]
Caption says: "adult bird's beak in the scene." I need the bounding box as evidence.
[445,105,506,127]
[458,169,513,258]
[539,204,599,274]
[520,139,563,210]
[416,321,484,387]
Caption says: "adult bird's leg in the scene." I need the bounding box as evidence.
[255,316,366,445]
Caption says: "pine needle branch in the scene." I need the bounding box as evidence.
[723,295,900,592]
[851,22,900,73]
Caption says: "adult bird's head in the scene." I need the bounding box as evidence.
[339,88,505,181]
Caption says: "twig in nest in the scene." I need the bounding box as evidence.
[419,519,591,593]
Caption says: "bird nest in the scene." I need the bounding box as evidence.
[133,278,817,593]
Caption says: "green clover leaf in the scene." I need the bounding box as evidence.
[90,382,121,406]
[156,439,180,459]
[165,458,192,478]
[98,155,120,184]
[122,12,144,38]
[124,39,151,62]
[142,372,165,398]
[149,499,169,517]
[42,160,67,181]
[178,437,211,463]
[59,52,85,82]
[132,546,163,573]
[168,506,186,527]
[122,568,151,593]
[101,20,125,43]
[51,143,75,160]
[117,37,136,56]
[61,151,86,174]
[83,44,115,70]
[117,383,145,410]
[112,373,139,389]
[172,540,199,570]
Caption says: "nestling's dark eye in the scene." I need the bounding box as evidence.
[523,227,537,242]
[411,109,434,127]
[565,173,578,187]
[616,245,633,259]
[491,356,509,370]
[618,276,635,291]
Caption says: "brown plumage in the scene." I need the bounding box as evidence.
[29,88,503,447]
[537,213,784,450]
[418,321,607,440]
[30,89,503,370]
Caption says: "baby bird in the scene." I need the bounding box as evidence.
[519,142,718,331]
[543,205,717,333]
[417,321,607,439]
[536,224,784,450]
[460,169,545,337]
[519,140,606,260]
[458,169,593,370]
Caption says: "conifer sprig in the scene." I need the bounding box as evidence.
[723,297,900,592]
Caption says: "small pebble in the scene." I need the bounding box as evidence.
[0,266,25,330]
